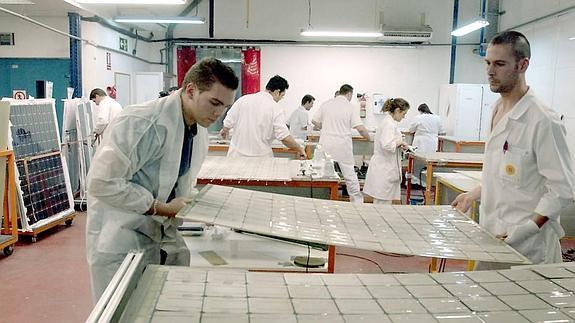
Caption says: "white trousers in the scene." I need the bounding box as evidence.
[339,162,363,204]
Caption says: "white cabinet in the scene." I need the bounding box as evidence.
[438,84,498,141]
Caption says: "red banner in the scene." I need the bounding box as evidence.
[177,46,196,87]
[241,48,260,95]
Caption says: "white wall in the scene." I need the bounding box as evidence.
[499,0,575,153]
[80,21,165,100]
[261,45,451,130]
[0,15,69,58]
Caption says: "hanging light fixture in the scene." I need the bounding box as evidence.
[76,0,186,4]
[451,19,490,37]
[114,16,205,24]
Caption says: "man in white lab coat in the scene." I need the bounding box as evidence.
[287,94,315,141]
[220,75,306,158]
[86,58,239,301]
[312,84,370,203]
[89,88,123,143]
[452,31,575,268]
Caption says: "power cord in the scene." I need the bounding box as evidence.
[336,253,385,274]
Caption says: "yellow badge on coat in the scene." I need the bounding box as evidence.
[505,164,516,176]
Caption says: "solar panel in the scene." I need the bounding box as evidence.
[119,262,575,322]
[5,99,74,230]
[178,185,530,265]
[16,154,71,226]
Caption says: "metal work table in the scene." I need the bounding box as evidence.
[406,152,484,205]
[438,135,485,153]
[197,156,340,201]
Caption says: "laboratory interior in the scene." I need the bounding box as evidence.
[1,0,575,322]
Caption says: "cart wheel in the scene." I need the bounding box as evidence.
[4,245,14,256]
[31,236,37,243]
[65,219,73,227]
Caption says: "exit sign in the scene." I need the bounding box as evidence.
[119,37,128,52]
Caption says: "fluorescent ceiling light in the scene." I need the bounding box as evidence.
[0,0,35,4]
[451,19,489,37]
[76,0,185,4]
[301,30,383,38]
[570,37,575,41]
[114,16,205,24]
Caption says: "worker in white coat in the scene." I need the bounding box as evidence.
[89,88,123,143]
[85,58,238,301]
[364,98,410,204]
[287,94,315,141]
[452,31,575,269]
[409,103,445,153]
[312,84,370,203]
[220,75,306,159]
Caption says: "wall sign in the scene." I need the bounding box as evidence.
[106,52,112,70]
[13,90,26,100]
[119,37,128,52]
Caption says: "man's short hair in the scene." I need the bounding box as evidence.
[265,75,289,92]
[490,30,531,61]
[301,94,315,105]
[89,88,106,100]
[338,84,353,95]
[182,58,239,92]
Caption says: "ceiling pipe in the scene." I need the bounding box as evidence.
[81,15,154,42]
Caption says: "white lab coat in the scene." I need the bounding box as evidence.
[409,113,444,153]
[364,113,403,201]
[85,91,208,301]
[93,96,123,138]
[312,96,362,165]
[223,91,290,157]
[287,106,309,140]
[480,88,575,266]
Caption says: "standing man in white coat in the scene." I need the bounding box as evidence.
[287,94,315,141]
[409,103,445,153]
[452,31,575,268]
[312,84,370,203]
[86,58,239,301]
[89,88,123,144]
[220,75,306,158]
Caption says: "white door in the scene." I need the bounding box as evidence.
[114,72,131,107]
[455,85,483,140]
[134,72,164,105]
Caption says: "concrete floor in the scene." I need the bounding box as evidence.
[1,212,573,322]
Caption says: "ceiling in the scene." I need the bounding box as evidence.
[0,0,195,30]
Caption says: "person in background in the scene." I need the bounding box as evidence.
[287,94,315,141]
[409,103,445,152]
[363,98,410,204]
[312,84,370,204]
[89,88,123,143]
[220,75,306,159]
[86,58,239,301]
[168,86,179,94]
[452,31,575,269]
[159,90,169,98]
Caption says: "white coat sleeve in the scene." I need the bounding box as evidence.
[223,100,240,129]
[273,108,291,141]
[93,101,110,135]
[350,107,362,128]
[378,122,400,153]
[533,118,575,220]
[87,116,161,214]
[312,105,323,124]
[409,119,419,133]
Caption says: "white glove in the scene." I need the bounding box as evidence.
[210,225,229,240]
[504,220,540,246]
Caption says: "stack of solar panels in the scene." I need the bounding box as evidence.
[62,98,95,203]
[5,98,74,232]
